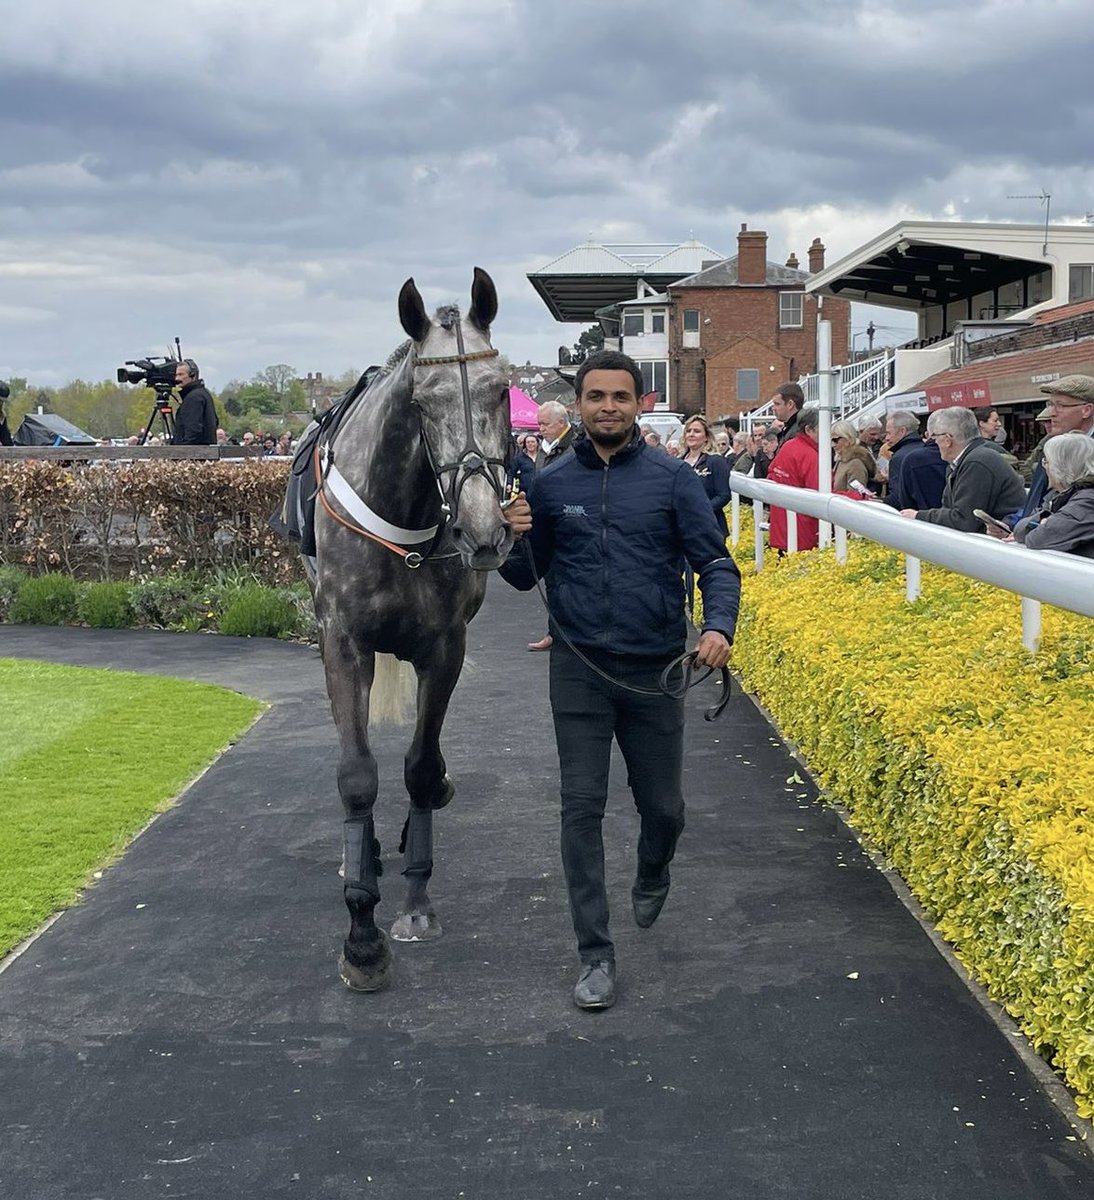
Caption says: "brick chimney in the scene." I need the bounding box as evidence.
[786,252,799,270]
[737,223,768,285]
[808,237,826,274]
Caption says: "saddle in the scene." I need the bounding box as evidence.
[271,365,383,558]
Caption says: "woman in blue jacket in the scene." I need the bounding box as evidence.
[506,433,538,497]
[681,416,731,538]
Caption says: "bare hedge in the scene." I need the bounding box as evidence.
[0,459,305,585]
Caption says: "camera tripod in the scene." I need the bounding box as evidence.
[138,388,176,445]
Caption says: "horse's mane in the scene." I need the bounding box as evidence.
[382,341,411,377]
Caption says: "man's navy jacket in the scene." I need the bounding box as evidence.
[499,432,741,659]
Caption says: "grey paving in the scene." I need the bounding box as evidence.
[0,583,1090,1199]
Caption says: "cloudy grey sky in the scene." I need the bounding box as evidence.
[3,0,1093,388]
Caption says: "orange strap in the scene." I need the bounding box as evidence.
[313,445,417,560]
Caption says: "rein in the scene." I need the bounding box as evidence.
[518,538,733,722]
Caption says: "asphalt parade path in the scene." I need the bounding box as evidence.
[1,583,1091,1200]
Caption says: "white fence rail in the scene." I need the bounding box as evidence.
[728,474,1094,651]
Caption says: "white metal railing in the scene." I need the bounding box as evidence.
[728,474,1094,651]
[743,351,894,430]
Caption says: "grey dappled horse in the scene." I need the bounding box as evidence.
[313,269,513,991]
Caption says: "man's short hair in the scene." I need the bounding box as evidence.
[774,383,804,410]
[887,410,920,436]
[179,358,199,381]
[972,406,997,425]
[761,430,779,445]
[857,416,882,434]
[796,405,820,432]
[537,399,569,426]
[927,405,978,443]
[574,349,644,402]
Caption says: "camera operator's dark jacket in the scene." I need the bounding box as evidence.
[174,379,218,446]
[499,431,740,658]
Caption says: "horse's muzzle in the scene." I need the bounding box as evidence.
[453,521,513,571]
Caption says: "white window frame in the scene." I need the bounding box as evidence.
[779,291,804,329]
[1069,264,1094,303]
[682,308,700,348]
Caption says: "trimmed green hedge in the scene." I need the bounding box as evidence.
[724,527,1094,1117]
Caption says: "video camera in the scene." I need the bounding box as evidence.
[116,356,179,392]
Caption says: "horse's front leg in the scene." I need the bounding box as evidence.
[323,634,394,991]
[391,626,465,943]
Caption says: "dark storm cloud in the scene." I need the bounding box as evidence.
[1,0,1092,385]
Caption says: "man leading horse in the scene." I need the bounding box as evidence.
[500,349,741,1011]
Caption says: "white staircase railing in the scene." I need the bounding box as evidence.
[743,351,894,429]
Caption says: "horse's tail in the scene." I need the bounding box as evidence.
[371,654,417,727]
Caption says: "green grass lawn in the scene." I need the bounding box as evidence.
[0,657,265,957]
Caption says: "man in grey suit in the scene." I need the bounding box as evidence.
[899,405,1025,532]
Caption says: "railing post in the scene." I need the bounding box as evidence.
[835,524,848,564]
[1022,597,1042,652]
[905,555,921,602]
[730,490,740,546]
[816,319,833,550]
[786,510,798,555]
[753,499,764,571]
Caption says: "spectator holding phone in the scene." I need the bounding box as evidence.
[1012,433,1094,558]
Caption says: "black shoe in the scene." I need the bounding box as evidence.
[632,867,670,929]
[573,959,616,1010]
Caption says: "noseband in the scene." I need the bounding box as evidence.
[413,321,507,531]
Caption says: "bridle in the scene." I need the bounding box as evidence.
[317,321,509,569]
[412,320,509,537]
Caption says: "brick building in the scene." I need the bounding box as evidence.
[667,226,851,419]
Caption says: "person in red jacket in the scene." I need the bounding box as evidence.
[767,406,821,552]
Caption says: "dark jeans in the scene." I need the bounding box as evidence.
[549,641,686,964]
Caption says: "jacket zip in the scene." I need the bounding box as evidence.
[600,459,610,648]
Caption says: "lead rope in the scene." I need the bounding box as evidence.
[516,536,732,722]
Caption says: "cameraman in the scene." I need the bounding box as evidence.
[0,382,12,446]
[173,359,217,445]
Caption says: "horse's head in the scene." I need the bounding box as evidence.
[399,268,515,571]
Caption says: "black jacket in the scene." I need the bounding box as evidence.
[776,411,800,448]
[500,431,741,658]
[884,434,947,510]
[173,380,218,446]
[535,424,575,469]
[506,451,537,497]
[688,451,732,537]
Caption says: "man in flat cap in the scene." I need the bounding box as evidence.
[1008,375,1094,524]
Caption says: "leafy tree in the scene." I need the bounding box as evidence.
[571,324,604,363]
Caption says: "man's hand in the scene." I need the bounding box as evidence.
[899,508,918,519]
[502,493,532,536]
[694,630,732,669]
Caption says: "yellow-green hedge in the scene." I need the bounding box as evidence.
[720,524,1094,1116]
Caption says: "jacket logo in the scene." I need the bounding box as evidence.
[562,504,587,516]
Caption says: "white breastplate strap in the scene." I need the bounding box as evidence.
[324,462,439,545]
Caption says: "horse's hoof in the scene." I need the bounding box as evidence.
[338,934,393,992]
[390,911,443,942]
[432,775,455,810]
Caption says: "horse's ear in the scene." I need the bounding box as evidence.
[469,267,498,332]
[398,278,431,343]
